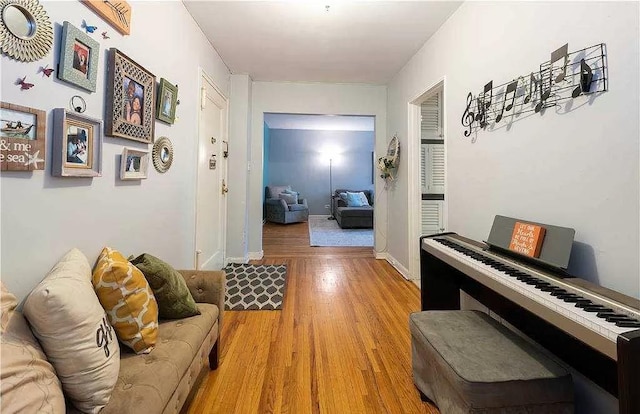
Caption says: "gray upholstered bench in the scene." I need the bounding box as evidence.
[410,310,574,414]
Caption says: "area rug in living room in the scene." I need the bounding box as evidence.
[222,263,287,310]
[308,215,374,247]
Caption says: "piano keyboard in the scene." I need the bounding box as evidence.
[422,235,640,360]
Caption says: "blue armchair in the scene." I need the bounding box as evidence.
[264,185,309,224]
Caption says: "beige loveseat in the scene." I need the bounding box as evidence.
[98,270,225,414]
[2,270,225,414]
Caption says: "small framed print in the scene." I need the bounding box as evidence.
[52,109,102,177]
[0,102,46,171]
[105,48,155,143]
[120,147,149,180]
[58,21,100,92]
[156,78,178,124]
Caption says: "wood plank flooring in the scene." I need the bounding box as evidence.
[187,221,438,413]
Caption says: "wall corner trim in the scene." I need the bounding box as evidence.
[381,252,412,281]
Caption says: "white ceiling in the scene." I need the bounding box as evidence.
[264,113,375,131]
[183,1,462,84]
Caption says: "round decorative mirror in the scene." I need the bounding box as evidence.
[152,137,173,173]
[3,4,35,38]
[0,0,53,62]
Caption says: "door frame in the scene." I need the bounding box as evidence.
[194,68,229,269]
[407,77,447,284]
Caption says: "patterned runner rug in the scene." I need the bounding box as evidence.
[222,263,287,310]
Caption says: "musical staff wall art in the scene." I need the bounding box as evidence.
[461,43,607,138]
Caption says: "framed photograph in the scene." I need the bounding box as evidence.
[0,102,46,171]
[120,147,149,180]
[57,21,100,92]
[156,78,178,124]
[52,109,102,177]
[105,48,155,143]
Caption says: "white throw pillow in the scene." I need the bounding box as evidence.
[23,248,120,414]
[279,192,298,205]
[357,192,370,206]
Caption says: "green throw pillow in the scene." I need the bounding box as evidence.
[130,253,200,319]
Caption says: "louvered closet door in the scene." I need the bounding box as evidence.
[421,93,442,140]
[421,144,445,194]
[421,200,444,236]
[420,91,445,236]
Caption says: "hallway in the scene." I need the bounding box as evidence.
[188,221,437,413]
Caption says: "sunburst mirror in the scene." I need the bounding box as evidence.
[152,136,173,173]
[0,0,53,62]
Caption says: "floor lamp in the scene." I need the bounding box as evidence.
[328,157,335,220]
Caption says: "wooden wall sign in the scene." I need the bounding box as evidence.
[82,0,131,35]
[508,221,546,258]
[0,102,46,171]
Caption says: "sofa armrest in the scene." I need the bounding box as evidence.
[177,270,225,329]
[299,198,308,207]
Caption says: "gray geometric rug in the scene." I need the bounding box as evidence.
[222,263,287,310]
[308,215,373,247]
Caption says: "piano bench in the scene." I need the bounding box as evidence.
[410,310,574,414]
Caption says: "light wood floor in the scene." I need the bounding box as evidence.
[187,221,438,414]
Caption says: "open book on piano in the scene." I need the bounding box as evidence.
[420,215,639,414]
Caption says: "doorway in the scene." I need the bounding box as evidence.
[195,70,228,269]
[262,113,376,248]
[408,80,446,284]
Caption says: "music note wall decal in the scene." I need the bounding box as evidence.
[496,80,519,123]
[460,43,607,138]
[462,93,475,137]
[572,59,594,98]
[524,72,540,104]
[483,81,493,110]
[551,43,569,83]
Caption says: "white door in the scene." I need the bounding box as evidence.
[195,72,228,270]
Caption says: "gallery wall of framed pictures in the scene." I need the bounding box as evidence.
[0,0,236,305]
[0,0,185,181]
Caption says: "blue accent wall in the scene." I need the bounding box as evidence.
[263,122,271,204]
[266,129,374,214]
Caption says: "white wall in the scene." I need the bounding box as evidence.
[388,1,639,298]
[1,0,230,300]
[226,74,252,262]
[248,82,387,256]
[388,2,639,412]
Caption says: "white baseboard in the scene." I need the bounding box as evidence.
[248,250,263,260]
[226,256,248,265]
[378,252,411,281]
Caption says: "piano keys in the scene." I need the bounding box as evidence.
[420,232,640,414]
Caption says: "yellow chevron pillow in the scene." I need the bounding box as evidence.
[92,247,159,354]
